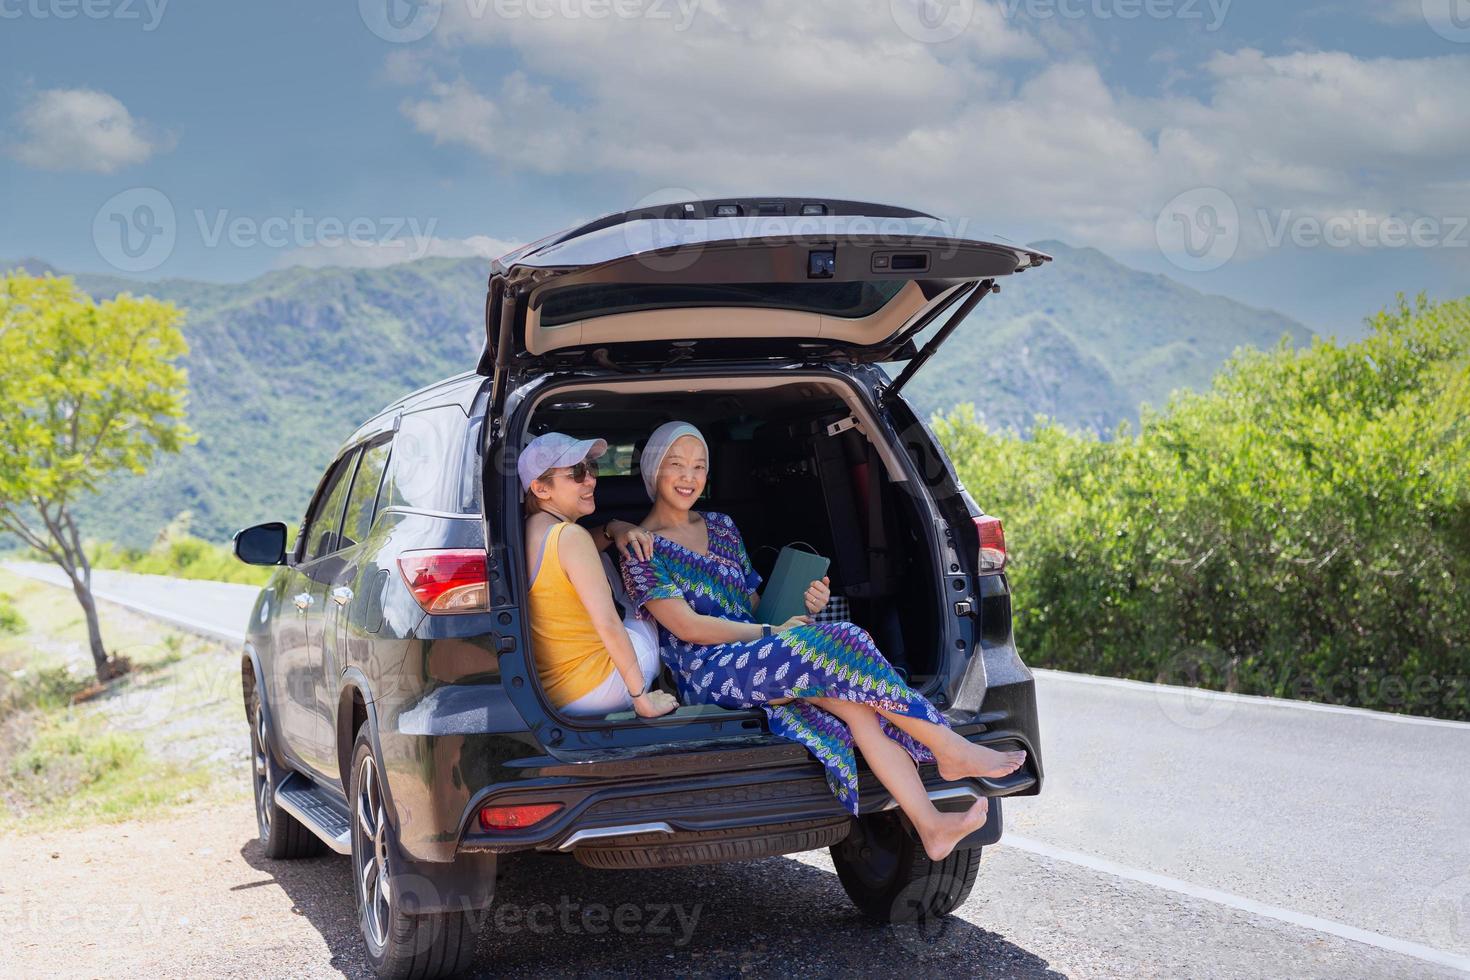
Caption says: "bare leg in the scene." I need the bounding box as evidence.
[807,696,988,861]
[872,708,1026,783]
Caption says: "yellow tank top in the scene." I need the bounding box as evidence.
[527,521,618,708]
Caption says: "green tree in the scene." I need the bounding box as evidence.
[0,271,192,681]
[934,293,1470,720]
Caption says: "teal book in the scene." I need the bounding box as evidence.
[756,546,831,625]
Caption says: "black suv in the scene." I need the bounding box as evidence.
[235,198,1048,978]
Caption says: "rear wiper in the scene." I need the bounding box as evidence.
[659,344,698,370]
[880,278,997,405]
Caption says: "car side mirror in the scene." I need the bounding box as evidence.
[234,522,288,566]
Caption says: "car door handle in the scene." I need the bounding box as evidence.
[293,592,313,611]
[331,586,353,606]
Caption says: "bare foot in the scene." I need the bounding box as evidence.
[935,739,1027,783]
[915,797,989,861]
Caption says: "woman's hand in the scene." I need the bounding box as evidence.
[803,575,831,616]
[633,689,679,718]
[611,521,656,562]
[777,614,814,633]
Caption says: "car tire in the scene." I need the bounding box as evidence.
[830,809,983,923]
[349,729,478,979]
[249,685,325,860]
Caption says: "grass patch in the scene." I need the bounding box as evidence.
[1,711,217,828]
[0,567,249,833]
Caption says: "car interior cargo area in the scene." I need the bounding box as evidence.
[519,376,947,725]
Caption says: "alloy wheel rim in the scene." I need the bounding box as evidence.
[253,703,272,840]
[355,754,391,950]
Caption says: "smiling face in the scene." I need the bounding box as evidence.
[655,435,708,512]
[528,456,598,520]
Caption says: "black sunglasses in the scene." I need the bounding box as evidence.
[544,458,599,484]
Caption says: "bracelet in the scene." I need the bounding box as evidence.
[603,522,617,543]
[627,678,647,699]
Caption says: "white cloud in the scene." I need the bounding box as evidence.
[279,234,522,269]
[7,88,170,174]
[393,2,1470,259]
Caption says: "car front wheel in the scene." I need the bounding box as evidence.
[249,685,324,860]
[830,809,983,923]
[349,729,477,979]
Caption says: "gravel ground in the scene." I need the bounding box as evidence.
[4,801,1458,979]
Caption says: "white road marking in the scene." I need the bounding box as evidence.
[1001,833,1470,974]
[1033,667,1470,731]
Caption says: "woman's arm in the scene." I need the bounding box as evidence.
[556,524,671,716]
[642,596,810,646]
[587,519,652,558]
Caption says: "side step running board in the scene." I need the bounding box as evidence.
[276,772,352,854]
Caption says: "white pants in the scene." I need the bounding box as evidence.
[559,615,662,717]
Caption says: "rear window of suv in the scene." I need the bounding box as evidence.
[379,405,478,515]
[538,281,908,327]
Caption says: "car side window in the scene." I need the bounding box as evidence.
[302,449,360,562]
[340,439,392,550]
[378,406,471,513]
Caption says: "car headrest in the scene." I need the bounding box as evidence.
[591,474,648,512]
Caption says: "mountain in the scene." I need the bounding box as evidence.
[897,240,1313,431]
[67,259,488,549]
[7,245,1309,547]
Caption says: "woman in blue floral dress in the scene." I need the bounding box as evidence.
[620,421,1026,861]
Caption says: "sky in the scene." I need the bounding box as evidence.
[1,0,1467,333]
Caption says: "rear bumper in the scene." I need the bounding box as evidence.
[457,729,1036,855]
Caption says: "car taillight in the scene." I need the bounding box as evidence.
[479,802,563,831]
[397,550,488,614]
[974,516,1006,573]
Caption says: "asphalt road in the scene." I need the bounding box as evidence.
[9,562,1469,977]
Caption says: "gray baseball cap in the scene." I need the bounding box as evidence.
[517,432,609,492]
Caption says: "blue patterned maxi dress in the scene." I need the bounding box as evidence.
[620,511,950,815]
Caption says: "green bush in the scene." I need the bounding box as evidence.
[935,293,1470,720]
[0,593,23,635]
[0,664,93,720]
[86,512,272,586]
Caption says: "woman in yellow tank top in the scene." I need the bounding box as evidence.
[519,432,679,719]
